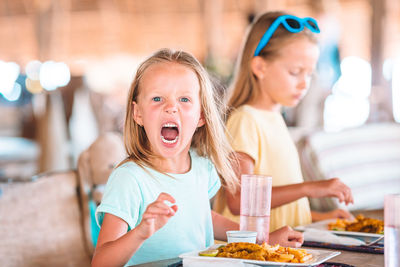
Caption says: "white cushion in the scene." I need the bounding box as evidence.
[298,123,400,211]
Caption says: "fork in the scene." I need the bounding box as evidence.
[364,236,384,246]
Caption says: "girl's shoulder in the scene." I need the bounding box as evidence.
[114,160,143,173]
[108,160,150,184]
[227,105,260,128]
[229,105,279,122]
[229,105,259,120]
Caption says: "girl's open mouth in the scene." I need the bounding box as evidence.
[161,122,179,144]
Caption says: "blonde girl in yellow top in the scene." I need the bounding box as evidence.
[215,11,354,232]
[92,49,304,266]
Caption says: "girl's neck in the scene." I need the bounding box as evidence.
[247,92,281,112]
[152,152,191,174]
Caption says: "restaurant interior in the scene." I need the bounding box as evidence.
[0,0,399,266]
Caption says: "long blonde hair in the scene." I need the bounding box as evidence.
[121,48,238,192]
[228,11,318,113]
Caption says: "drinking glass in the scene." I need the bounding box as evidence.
[385,194,400,267]
[239,174,272,244]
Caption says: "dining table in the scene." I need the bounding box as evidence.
[130,210,384,267]
[130,248,383,267]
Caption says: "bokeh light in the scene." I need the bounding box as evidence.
[25,78,43,94]
[392,58,400,123]
[2,82,22,102]
[25,60,42,80]
[0,61,20,96]
[39,61,71,91]
[324,56,372,132]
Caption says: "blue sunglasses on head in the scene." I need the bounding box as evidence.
[254,14,320,57]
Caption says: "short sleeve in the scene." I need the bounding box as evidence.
[207,160,221,199]
[95,166,142,231]
[226,110,259,161]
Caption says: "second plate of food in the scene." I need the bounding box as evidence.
[295,216,384,239]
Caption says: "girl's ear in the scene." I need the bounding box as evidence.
[197,112,205,127]
[132,101,143,126]
[250,56,268,80]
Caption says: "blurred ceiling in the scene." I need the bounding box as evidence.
[0,0,256,71]
[0,0,398,82]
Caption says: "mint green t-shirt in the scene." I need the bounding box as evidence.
[95,150,221,265]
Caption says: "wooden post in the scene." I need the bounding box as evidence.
[370,0,385,87]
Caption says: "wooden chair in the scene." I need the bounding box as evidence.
[0,171,91,267]
[77,132,126,255]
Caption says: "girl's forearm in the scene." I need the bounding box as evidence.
[92,228,146,267]
[271,182,308,208]
[211,210,239,241]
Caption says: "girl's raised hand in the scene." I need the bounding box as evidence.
[307,178,354,205]
[136,193,178,240]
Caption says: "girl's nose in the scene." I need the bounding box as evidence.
[164,100,178,114]
[298,75,310,91]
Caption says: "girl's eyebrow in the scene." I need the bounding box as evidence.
[143,88,164,95]
[180,90,196,95]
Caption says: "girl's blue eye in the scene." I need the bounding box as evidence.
[152,97,161,102]
[180,97,189,102]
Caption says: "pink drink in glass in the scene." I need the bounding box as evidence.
[240,215,270,244]
[239,174,272,244]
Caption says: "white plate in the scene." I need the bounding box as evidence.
[295,219,384,239]
[180,246,340,266]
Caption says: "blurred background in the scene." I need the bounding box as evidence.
[1,0,399,179]
[1,1,400,265]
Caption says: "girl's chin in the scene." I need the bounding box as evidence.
[153,147,179,159]
[287,99,302,107]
